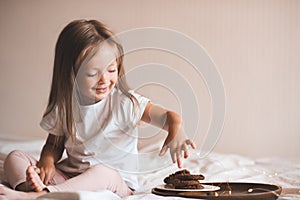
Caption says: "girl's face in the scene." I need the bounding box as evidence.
[76,44,118,105]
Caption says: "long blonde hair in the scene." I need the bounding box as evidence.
[43,19,136,142]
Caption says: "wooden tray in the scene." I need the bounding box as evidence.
[152,182,282,200]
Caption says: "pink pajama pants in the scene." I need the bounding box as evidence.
[3,150,133,197]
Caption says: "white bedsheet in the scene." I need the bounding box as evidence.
[0,137,299,200]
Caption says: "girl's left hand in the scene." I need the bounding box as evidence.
[159,122,196,168]
[140,103,196,168]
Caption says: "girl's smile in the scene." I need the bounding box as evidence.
[94,82,110,94]
[93,81,112,97]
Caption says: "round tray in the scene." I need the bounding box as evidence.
[152,182,282,200]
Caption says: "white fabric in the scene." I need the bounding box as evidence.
[39,88,149,189]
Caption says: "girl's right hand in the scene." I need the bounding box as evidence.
[37,159,56,185]
[36,134,65,185]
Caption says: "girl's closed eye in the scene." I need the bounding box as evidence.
[108,69,117,73]
[86,67,116,77]
[107,62,118,73]
[87,72,98,77]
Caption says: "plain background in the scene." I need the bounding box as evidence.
[0,0,299,161]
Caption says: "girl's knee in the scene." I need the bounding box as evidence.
[6,150,25,157]
[4,150,35,171]
[90,164,117,173]
[4,150,25,167]
[89,164,121,179]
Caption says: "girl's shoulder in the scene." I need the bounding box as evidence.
[111,88,133,109]
[112,87,134,101]
[113,88,150,113]
[112,88,148,106]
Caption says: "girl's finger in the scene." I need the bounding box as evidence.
[182,143,189,158]
[170,150,176,163]
[46,173,54,185]
[177,158,182,168]
[159,145,168,156]
[39,169,45,183]
[176,150,182,168]
[186,139,196,149]
[44,172,51,185]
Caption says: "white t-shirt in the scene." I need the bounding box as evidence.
[40,88,149,189]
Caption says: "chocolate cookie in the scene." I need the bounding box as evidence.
[166,178,200,186]
[166,174,205,181]
[164,169,205,189]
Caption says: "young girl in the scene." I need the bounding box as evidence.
[0,19,196,199]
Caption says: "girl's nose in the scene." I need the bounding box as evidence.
[99,71,108,82]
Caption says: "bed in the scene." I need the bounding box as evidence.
[0,135,299,200]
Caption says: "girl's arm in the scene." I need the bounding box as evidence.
[37,133,65,185]
[141,102,196,168]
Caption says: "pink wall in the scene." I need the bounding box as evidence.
[0,0,299,160]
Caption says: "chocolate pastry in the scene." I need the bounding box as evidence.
[164,169,205,189]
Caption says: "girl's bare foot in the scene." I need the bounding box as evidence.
[0,184,46,200]
[26,166,46,192]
